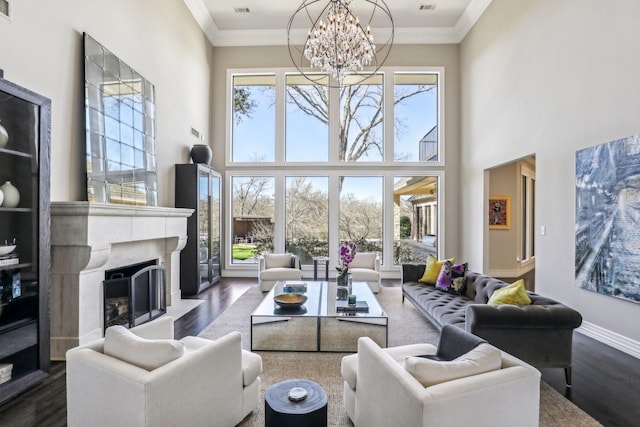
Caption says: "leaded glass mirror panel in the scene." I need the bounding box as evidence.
[83,33,158,206]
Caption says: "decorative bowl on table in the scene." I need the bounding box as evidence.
[273,293,307,309]
[0,245,16,256]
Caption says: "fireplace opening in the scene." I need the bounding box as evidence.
[103,260,166,331]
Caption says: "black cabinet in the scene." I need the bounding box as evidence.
[175,164,221,295]
[0,76,51,404]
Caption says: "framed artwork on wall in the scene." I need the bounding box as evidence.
[489,196,511,230]
[575,134,640,304]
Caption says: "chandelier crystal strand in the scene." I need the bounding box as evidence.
[288,0,393,87]
[303,1,376,82]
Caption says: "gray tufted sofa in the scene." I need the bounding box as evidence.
[402,264,583,386]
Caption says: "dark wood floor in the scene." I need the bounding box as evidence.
[0,278,638,427]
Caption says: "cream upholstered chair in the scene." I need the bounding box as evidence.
[258,253,303,291]
[66,316,262,427]
[349,252,381,293]
[341,326,541,427]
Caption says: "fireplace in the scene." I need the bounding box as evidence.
[104,260,166,330]
[50,202,196,360]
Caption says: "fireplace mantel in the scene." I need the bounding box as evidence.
[50,202,194,360]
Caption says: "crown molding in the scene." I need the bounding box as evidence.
[183,0,219,45]
[185,0,493,47]
[214,28,288,47]
[453,0,493,42]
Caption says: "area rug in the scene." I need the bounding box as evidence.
[198,286,602,426]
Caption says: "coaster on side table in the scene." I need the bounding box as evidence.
[288,386,308,402]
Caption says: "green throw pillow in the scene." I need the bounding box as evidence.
[487,279,532,306]
[418,255,456,285]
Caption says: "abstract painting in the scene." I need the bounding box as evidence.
[575,134,640,303]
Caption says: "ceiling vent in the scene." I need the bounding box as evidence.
[234,7,250,13]
[0,0,11,20]
[419,4,436,11]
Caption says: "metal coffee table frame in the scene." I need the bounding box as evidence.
[251,281,388,352]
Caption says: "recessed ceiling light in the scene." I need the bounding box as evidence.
[234,7,250,13]
[419,4,436,11]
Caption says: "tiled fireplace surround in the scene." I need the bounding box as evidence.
[49,202,194,360]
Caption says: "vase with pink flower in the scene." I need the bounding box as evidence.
[336,241,357,299]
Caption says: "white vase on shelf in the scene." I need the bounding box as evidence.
[0,122,8,148]
[0,181,19,208]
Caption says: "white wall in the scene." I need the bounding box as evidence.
[0,0,213,205]
[460,0,640,345]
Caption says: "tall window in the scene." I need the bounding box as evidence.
[286,75,329,162]
[231,176,274,263]
[285,176,329,263]
[394,74,439,162]
[340,75,383,162]
[226,68,444,272]
[339,176,383,257]
[232,75,276,162]
[393,176,439,264]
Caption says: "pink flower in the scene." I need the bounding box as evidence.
[337,241,357,277]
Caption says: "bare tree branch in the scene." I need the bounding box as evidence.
[233,173,271,216]
[286,85,329,124]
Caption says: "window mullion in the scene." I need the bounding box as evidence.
[329,85,340,163]
[383,172,394,267]
[384,71,394,163]
[275,72,286,163]
[328,174,341,270]
[273,173,286,252]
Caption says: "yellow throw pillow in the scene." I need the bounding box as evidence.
[487,279,532,306]
[419,255,456,285]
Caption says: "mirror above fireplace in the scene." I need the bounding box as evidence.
[83,33,158,206]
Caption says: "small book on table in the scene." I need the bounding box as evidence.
[283,281,307,293]
[336,300,369,313]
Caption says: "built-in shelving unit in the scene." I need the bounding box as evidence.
[175,163,221,295]
[0,76,51,405]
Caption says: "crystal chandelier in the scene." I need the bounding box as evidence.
[288,0,394,87]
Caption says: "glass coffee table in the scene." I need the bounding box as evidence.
[251,281,388,352]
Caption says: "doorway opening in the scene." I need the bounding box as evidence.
[485,155,536,291]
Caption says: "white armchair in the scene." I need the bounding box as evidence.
[341,327,540,427]
[258,253,303,291]
[349,252,381,293]
[66,316,262,427]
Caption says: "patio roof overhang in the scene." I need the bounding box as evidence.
[393,176,438,205]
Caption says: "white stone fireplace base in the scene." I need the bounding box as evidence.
[50,202,194,360]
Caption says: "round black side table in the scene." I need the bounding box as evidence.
[265,379,327,427]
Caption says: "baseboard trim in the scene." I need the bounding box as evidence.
[578,321,640,360]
